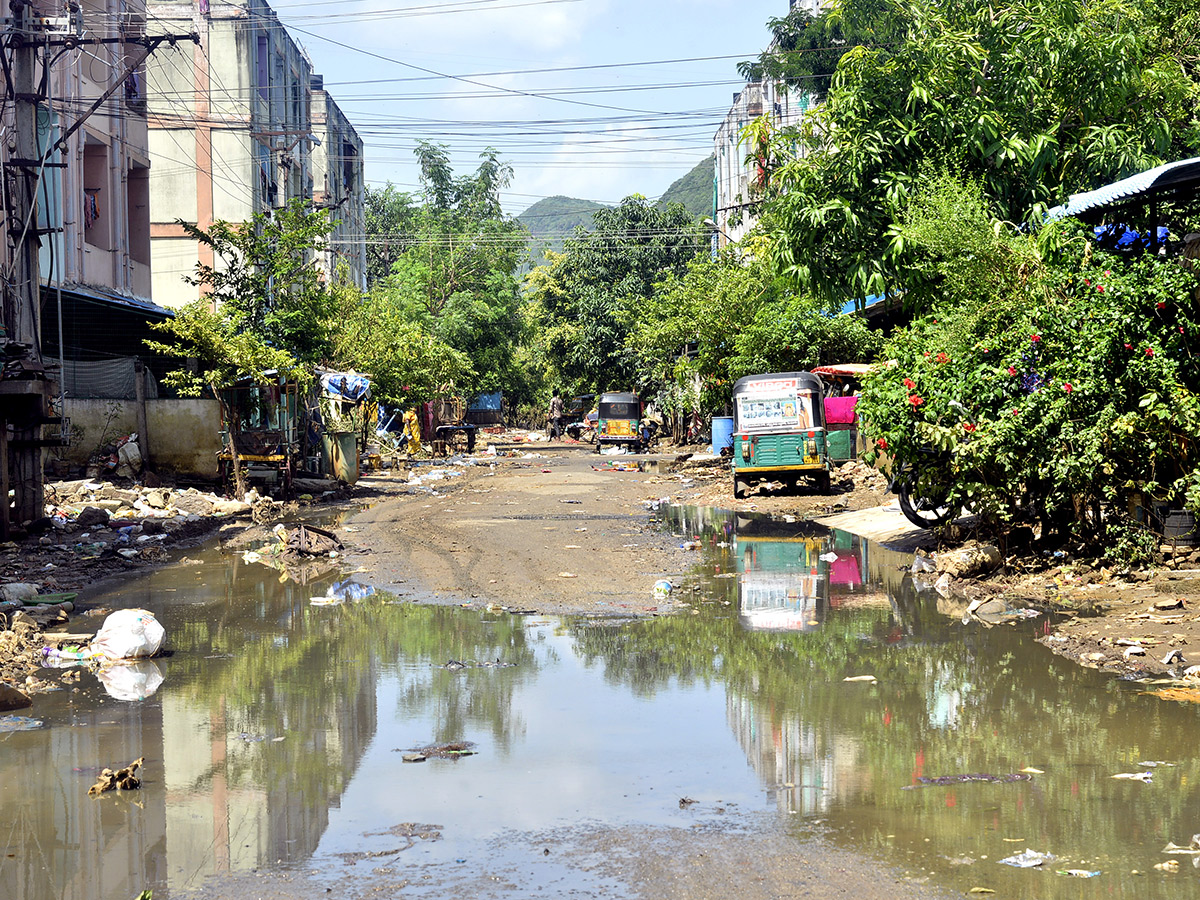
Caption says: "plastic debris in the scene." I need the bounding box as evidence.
[0,714,42,732]
[653,580,673,601]
[910,773,1032,787]
[843,675,877,683]
[1162,649,1185,665]
[1111,771,1153,782]
[1123,645,1146,659]
[1162,835,1200,855]
[1057,869,1101,878]
[999,849,1055,868]
[819,552,838,562]
[911,552,937,574]
[90,609,165,660]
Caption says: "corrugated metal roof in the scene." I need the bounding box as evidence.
[1046,157,1200,220]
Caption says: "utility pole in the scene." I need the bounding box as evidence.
[2,0,55,534]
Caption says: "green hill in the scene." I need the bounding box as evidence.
[657,154,715,220]
[518,196,609,267]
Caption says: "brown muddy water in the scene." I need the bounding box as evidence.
[3,504,1200,900]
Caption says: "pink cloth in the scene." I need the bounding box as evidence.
[824,396,859,424]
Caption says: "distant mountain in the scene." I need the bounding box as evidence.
[657,154,715,220]
[518,196,609,268]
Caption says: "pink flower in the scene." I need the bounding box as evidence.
[1083,279,1091,287]
[1007,366,1017,376]
[903,378,916,390]
[1146,348,1155,357]
[1030,334,1041,343]
[1096,285,1105,292]
[1157,301,1167,309]
[1063,383,1074,393]
[908,394,924,407]
[935,352,950,364]
[1012,409,1019,416]
[876,438,888,450]
[1124,343,1133,349]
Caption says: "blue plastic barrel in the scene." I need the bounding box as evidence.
[711,416,735,453]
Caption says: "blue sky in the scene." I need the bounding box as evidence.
[268,0,790,214]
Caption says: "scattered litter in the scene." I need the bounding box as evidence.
[88,757,143,796]
[1138,760,1176,768]
[653,580,673,601]
[1123,645,1146,659]
[678,797,697,808]
[0,715,43,732]
[819,552,838,562]
[396,741,476,762]
[1111,771,1153,782]
[843,675,877,683]
[1057,869,1101,878]
[1162,835,1200,855]
[911,552,936,574]
[999,849,1055,868]
[909,773,1032,788]
[1155,860,1180,872]
[1162,649,1185,665]
[558,572,578,578]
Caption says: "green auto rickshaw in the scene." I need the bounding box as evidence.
[731,372,830,498]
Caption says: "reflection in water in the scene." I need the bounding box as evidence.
[7,508,1200,899]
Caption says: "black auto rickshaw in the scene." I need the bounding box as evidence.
[595,392,643,453]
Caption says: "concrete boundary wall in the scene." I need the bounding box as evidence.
[60,398,222,478]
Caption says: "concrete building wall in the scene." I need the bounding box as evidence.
[63,398,222,478]
[0,0,156,304]
[713,0,823,248]
[311,89,366,289]
[146,0,333,310]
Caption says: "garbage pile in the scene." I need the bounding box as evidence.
[46,480,252,530]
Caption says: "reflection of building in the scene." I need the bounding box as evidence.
[0,562,378,900]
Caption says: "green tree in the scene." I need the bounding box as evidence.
[760,0,1200,306]
[529,196,703,392]
[374,144,529,398]
[180,198,337,363]
[145,301,302,496]
[364,183,418,287]
[855,174,1200,560]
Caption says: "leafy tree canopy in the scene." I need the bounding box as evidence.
[364,183,418,287]
[760,0,1200,306]
[179,198,337,364]
[529,195,703,392]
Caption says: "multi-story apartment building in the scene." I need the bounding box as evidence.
[712,0,823,248]
[144,0,365,307]
[311,78,366,290]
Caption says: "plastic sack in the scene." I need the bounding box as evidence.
[90,609,165,660]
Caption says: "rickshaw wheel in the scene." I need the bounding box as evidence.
[733,476,748,500]
[815,470,831,493]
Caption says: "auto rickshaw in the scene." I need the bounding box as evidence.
[731,372,830,498]
[595,391,643,452]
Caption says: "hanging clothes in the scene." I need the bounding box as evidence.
[83,190,99,228]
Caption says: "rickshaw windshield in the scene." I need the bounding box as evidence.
[600,401,636,418]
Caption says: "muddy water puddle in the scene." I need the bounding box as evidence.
[3,507,1200,899]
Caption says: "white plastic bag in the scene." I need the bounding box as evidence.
[97,660,164,701]
[90,609,165,660]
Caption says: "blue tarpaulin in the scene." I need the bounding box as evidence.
[321,372,370,403]
[469,391,503,411]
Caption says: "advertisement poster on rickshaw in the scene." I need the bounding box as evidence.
[735,378,815,432]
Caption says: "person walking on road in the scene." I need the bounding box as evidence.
[548,390,564,439]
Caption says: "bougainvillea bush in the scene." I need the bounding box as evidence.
[857,183,1200,561]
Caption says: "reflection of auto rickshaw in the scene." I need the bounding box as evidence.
[595,392,643,452]
[731,372,830,498]
[735,533,829,632]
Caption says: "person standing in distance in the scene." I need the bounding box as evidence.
[548,390,564,439]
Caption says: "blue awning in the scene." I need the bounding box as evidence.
[1046,157,1200,220]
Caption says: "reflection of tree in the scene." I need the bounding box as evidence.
[584,507,1200,894]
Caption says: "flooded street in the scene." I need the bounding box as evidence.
[4,503,1200,899]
